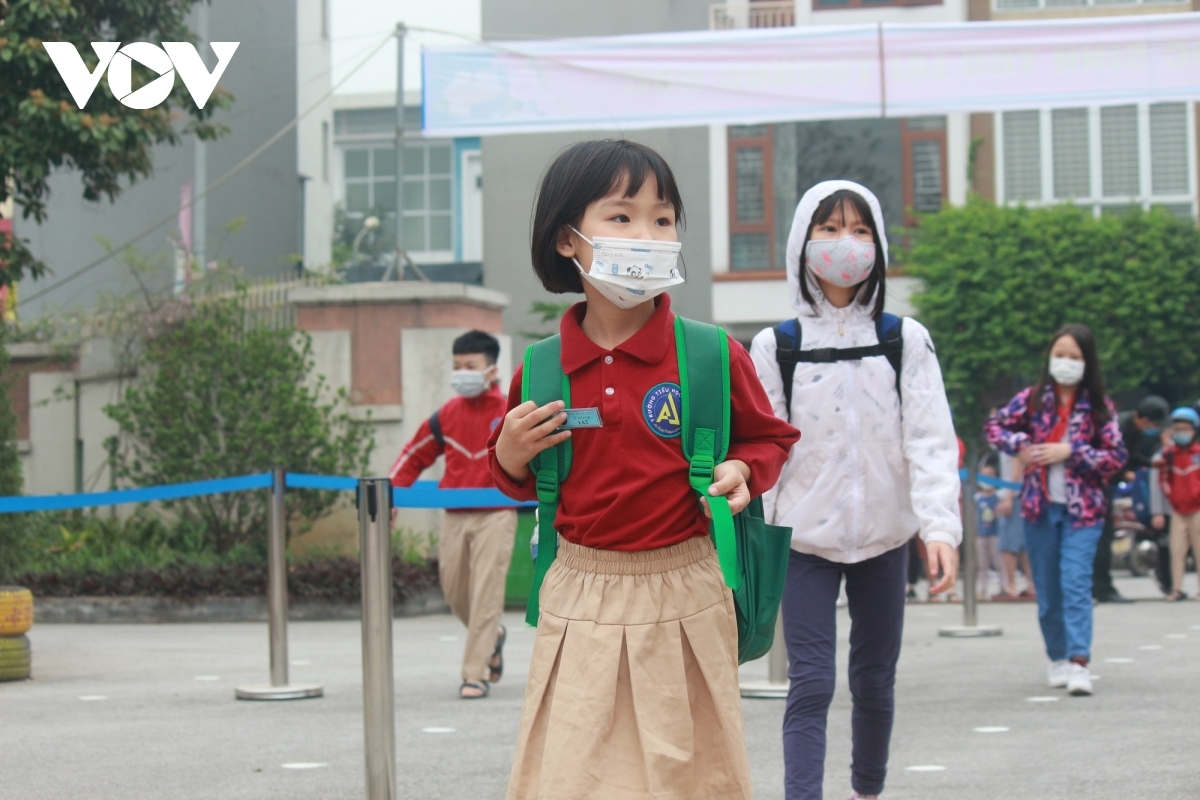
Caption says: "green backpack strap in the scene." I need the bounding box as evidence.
[521,335,571,627]
[674,317,742,593]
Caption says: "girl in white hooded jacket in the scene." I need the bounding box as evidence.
[749,181,962,800]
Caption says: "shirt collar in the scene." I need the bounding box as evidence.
[559,294,674,374]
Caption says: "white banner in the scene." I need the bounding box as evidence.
[421,13,1200,137]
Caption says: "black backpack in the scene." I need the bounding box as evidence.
[773,313,904,421]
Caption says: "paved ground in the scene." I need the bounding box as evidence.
[2,572,1197,800]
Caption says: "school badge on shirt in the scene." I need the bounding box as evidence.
[643,382,683,438]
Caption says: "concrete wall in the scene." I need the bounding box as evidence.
[479,0,715,337]
[297,0,334,270]
[17,0,308,317]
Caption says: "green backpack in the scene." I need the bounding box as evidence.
[521,315,793,664]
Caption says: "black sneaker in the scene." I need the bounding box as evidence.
[1095,591,1134,604]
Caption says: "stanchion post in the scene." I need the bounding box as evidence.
[940,460,1002,638]
[359,478,397,800]
[236,468,324,700]
[268,465,289,686]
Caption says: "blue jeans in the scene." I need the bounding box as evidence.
[1024,503,1103,662]
[781,545,907,800]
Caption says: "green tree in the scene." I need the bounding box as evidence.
[0,328,21,497]
[104,296,375,554]
[0,0,231,286]
[905,199,1200,442]
[0,324,27,578]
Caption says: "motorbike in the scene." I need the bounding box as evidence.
[1111,478,1160,577]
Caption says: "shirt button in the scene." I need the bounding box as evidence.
[604,355,614,364]
[605,387,615,396]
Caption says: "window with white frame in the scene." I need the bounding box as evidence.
[401,141,454,259]
[340,140,455,261]
[996,103,1196,220]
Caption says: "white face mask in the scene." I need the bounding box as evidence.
[450,369,491,398]
[805,236,876,288]
[1048,357,1085,387]
[569,226,684,310]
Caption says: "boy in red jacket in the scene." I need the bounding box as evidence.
[1156,407,1200,601]
[390,330,513,698]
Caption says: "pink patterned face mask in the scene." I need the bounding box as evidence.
[805,236,876,288]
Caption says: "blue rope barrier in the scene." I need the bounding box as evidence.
[0,472,274,514]
[961,469,1022,492]
[392,482,535,510]
[285,472,357,491]
[0,472,537,514]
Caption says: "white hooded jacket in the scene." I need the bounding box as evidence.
[749,180,962,564]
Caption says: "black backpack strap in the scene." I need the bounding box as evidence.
[427,411,444,445]
[875,313,904,401]
[773,318,801,422]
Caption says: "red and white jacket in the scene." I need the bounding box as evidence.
[390,386,507,511]
[1157,441,1200,516]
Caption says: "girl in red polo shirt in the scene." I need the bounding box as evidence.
[488,139,799,800]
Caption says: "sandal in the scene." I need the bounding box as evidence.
[460,681,489,699]
[489,625,507,684]
[1165,591,1188,602]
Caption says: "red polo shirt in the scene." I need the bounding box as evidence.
[487,295,799,552]
[391,386,508,512]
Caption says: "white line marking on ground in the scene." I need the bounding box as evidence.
[974,726,1010,733]
[281,763,328,769]
[193,676,220,681]
[1165,634,1187,640]
[79,695,107,701]
[906,765,948,772]
[290,660,312,666]
[439,636,458,642]
[422,727,456,734]
[1105,658,1134,663]
[1026,696,1059,702]
[1191,625,1200,631]
[1139,645,1163,651]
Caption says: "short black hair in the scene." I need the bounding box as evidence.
[1135,395,1169,423]
[796,190,887,321]
[452,330,500,365]
[530,139,686,294]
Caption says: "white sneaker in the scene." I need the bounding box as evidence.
[1067,663,1093,696]
[1047,660,1071,688]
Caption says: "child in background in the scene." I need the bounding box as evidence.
[490,139,798,800]
[995,451,1036,600]
[975,463,1004,599]
[1156,407,1200,601]
[391,330,513,700]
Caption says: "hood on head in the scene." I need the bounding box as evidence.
[784,180,888,315]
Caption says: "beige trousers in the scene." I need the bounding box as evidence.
[439,509,517,683]
[506,536,752,800]
[1169,511,1200,596]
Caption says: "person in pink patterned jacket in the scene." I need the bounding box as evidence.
[984,324,1126,699]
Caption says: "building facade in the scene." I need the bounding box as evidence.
[15,0,334,318]
[476,0,1200,343]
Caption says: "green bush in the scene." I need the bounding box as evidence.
[905,200,1200,439]
[104,296,375,554]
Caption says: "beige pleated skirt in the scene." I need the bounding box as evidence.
[506,535,753,800]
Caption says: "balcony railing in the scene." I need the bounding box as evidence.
[710,1,796,30]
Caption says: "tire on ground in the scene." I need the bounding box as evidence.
[0,633,31,681]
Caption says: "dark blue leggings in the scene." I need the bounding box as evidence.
[782,544,908,800]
